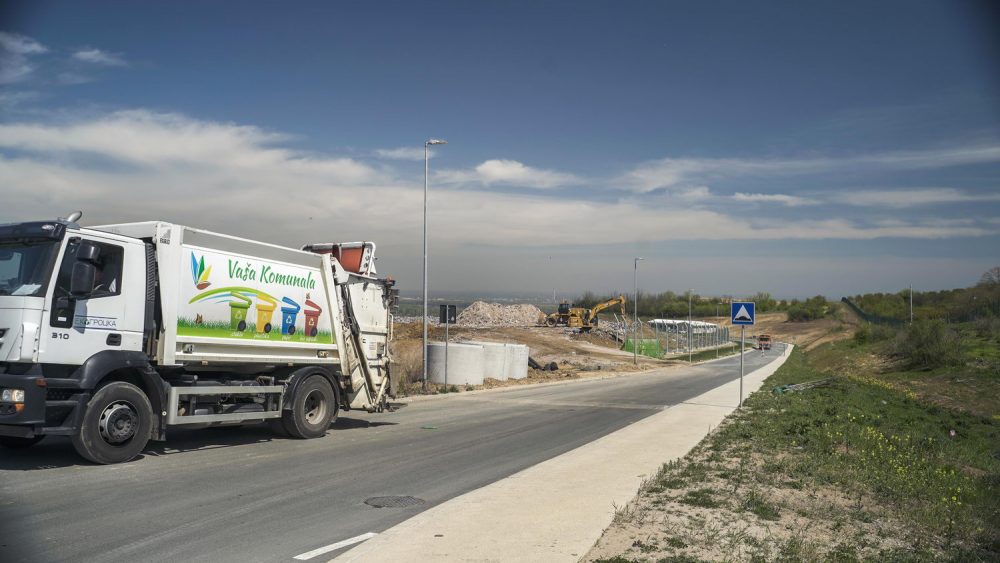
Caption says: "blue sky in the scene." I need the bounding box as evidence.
[1,1,998,299]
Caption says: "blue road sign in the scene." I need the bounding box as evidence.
[731,302,755,325]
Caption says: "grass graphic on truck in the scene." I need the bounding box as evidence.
[179,286,333,343]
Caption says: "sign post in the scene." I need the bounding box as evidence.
[731,301,755,407]
[439,305,457,386]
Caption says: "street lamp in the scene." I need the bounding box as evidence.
[633,257,644,365]
[423,138,448,389]
[688,289,693,363]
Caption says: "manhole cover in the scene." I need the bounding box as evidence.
[364,496,425,508]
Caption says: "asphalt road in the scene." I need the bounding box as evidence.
[0,344,785,563]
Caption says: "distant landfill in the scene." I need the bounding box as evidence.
[456,302,545,327]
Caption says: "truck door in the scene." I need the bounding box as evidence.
[40,235,145,365]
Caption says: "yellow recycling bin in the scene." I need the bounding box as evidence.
[254,294,278,334]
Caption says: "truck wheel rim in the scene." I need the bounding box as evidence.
[99,401,139,445]
[303,390,328,426]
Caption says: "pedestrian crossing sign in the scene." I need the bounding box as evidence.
[731,302,755,325]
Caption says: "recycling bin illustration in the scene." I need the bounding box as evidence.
[303,299,323,337]
[280,297,301,335]
[228,292,252,331]
[254,294,278,334]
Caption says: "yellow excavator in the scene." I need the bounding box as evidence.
[544,295,626,331]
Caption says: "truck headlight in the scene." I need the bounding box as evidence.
[1,388,25,403]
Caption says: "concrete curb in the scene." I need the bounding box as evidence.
[333,345,794,563]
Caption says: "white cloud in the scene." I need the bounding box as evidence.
[375,147,431,161]
[72,48,127,66]
[0,90,40,107]
[0,32,47,55]
[0,109,995,267]
[0,32,48,84]
[837,188,1000,208]
[732,192,819,207]
[57,72,93,85]
[622,145,1000,193]
[436,159,580,189]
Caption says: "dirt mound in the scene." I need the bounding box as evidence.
[456,302,544,327]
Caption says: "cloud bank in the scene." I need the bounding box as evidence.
[0,110,996,257]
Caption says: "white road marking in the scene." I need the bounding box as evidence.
[294,533,378,560]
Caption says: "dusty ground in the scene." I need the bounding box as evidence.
[584,431,916,562]
[705,307,858,351]
[390,321,679,395]
[390,307,852,395]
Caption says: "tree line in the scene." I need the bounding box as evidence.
[574,290,831,321]
[849,267,1000,323]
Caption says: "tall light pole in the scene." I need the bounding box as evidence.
[688,289,693,363]
[422,138,448,389]
[909,284,913,324]
[716,302,720,358]
[633,257,643,365]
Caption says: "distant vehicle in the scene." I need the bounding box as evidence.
[544,295,626,331]
[758,334,772,350]
[0,213,397,464]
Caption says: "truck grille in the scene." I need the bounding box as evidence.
[46,389,77,401]
[0,328,6,339]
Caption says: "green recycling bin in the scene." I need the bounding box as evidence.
[229,292,252,331]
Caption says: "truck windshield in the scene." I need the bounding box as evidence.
[0,240,60,297]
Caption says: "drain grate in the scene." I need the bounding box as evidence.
[364,495,425,508]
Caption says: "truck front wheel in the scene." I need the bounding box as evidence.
[0,435,44,449]
[282,376,337,439]
[71,381,152,464]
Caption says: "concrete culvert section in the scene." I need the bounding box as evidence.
[469,341,510,381]
[427,342,485,385]
[505,344,529,380]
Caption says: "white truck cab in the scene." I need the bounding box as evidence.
[0,214,397,463]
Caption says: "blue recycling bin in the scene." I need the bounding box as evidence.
[280,297,301,335]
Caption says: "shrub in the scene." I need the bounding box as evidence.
[871,324,897,342]
[974,316,1000,339]
[854,324,872,345]
[892,319,963,368]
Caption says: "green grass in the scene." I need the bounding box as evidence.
[622,339,742,362]
[678,488,723,508]
[177,317,334,344]
[741,490,780,521]
[594,325,1000,562]
[685,342,741,363]
[622,338,664,358]
[710,345,999,557]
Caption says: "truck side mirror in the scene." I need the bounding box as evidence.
[70,262,96,297]
[77,240,101,264]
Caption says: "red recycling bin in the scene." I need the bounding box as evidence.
[303,299,323,337]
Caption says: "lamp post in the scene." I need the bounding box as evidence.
[909,284,913,324]
[688,290,693,363]
[422,138,448,390]
[633,257,643,365]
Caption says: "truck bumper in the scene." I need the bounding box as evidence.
[0,364,89,438]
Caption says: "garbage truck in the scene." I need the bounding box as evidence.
[0,213,398,463]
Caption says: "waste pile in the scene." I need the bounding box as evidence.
[456,302,545,327]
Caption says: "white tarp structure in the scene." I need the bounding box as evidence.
[647,319,718,334]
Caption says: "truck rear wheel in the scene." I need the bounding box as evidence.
[0,435,44,449]
[282,376,337,439]
[71,381,152,464]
